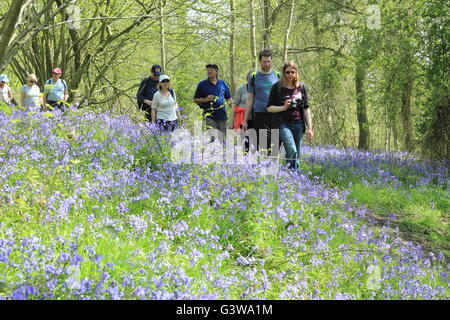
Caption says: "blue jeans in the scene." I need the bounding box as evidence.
[280,121,304,172]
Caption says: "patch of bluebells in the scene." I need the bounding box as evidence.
[0,109,448,300]
[302,145,450,189]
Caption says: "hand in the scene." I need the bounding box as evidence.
[283,100,291,110]
[306,128,314,141]
[242,121,248,132]
[144,99,152,106]
[206,95,215,102]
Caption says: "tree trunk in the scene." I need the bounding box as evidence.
[229,0,236,95]
[249,0,257,69]
[401,78,414,152]
[159,0,167,71]
[0,0,27,72]
[356,64,370,150]
[262,0,270,49]
[283,0,295,61]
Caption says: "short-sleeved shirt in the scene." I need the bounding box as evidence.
[151,90,178,121]
[233,84,249,108]
[44,79,67,102]
[268,81,309,123]
[22,84,41,107]
[247,71,279,113]
[194,79,232,120]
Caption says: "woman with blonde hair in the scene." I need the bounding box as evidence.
[21,74,43,110]
[151,75,182,132]
[267,61,314,172]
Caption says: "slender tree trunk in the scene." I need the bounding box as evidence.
[229,0,236,95]
[159,0,167,71]
[249,0,257,69]
[262,0,270,49]
[283,0,295,61]
[356,64,370,150]
[0,0,27,72]
[401,78,414,152]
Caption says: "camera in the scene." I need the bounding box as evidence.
[289,98,303,110]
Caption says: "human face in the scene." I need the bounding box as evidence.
[29,79,37,86]
[260,56,273,72]
[152,69,161,79]
[284,67,297,82]
[52,72,61,80]
[0,81,5,88]
[161,79,170,88]
[207,67,217,79]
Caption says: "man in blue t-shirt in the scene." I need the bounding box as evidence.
[194,64,232,140]
[242,49,280,153]
[43,68,69,112]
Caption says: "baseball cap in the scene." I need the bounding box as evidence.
[151,65,162,75]
[52,68,62,74]
[0,74,10,82]
[205,64,219,70]
[159,75,170,82]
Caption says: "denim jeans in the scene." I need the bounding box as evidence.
[279,121,304,172]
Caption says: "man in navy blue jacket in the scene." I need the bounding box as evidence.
[137,65,162,121]
[194,64,232,141]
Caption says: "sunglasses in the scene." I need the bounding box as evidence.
[30,80,37,83]
[161,79,170,83]
[284,70,297,74]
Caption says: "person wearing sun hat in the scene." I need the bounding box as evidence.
[21,74,43,110]
[43,68,69,112]
[0,74,14,105]
[193,64,232,141]
[137,64,163,121]
[151,74,182,132]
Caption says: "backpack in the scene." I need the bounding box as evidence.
[250,70,281,118]
[45,79,68,91]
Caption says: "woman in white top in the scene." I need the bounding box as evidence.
[0,74,13,105]
[21,74,43,110]
[151,75,182,132]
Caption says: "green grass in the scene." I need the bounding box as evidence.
[303,159,450,259]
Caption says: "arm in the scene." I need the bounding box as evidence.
[39,90,44,106]
[242,92,254,131]
[8,88,13,102]
[20,91,25,108]
[304,108,314,140]
[267,103,290,113]
[176,109,183,126]
[151,93,158,122]
[267,83,289,113]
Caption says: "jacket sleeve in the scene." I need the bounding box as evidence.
[137,78,147,106]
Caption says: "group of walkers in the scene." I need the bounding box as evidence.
[0,68,69,112]
[138,49,314,172]
[1,49,314,172]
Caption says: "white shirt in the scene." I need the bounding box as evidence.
[151,90,178,121]
[0,84,11,104]
[22,84,41,107]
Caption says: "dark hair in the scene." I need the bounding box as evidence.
[258,49,273,61]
